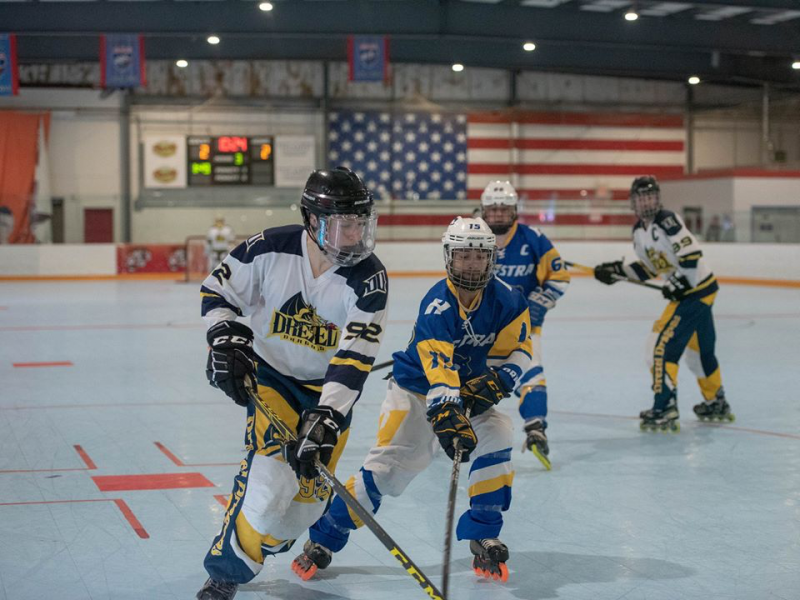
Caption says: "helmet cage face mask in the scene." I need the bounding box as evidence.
[631,190,661,221]
[444,246,496,292]
[314,209,377,267]
[481,204,517,235]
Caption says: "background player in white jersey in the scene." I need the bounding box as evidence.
[195,168,388,600]
[594,176,733,432]
[292,217,532,583]
[206,217,236,272]
[480,181,570,470]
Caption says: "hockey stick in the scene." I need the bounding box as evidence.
[441,406,471,599]
[246,385,445,600]
[565,260,663,291]
[371,359,394,372]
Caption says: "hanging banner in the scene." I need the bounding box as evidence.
[0,34,19,96]
[100,34,146,89]
[348,35,389,82]
[275,135,316,187]
[143,134,187,189]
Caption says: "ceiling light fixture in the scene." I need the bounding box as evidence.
[207,35,220,45]
[452,63,464,72]
[688,76,701,85]
[176,59,188,68]
[523,42,536,52]
[792,61,800,70]
[624,10,639,21]
[259,2,274,11]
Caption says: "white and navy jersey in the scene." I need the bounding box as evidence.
[392,277,532,412]
[626,210,718,299]
[493,222,570,327]
[200,225,388,416]
[207,225,235,253]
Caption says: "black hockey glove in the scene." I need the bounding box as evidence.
[283,406,345,480]
[428,403,477,462]
[461,369,511,417]
[594,260,625,285]
[662,273,691,302]
[206,321,256,407]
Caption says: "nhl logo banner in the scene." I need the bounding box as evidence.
[0,34,19,97]
[348,35,389,82]
[100,34,146,89]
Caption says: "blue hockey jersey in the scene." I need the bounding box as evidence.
[392,277,532,412]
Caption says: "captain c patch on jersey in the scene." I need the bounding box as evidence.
[269,292,340,352]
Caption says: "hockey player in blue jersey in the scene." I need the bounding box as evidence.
[480,181,570,470]
[291,216,532,583]
[594,176,733,432]
[195,168,388,600]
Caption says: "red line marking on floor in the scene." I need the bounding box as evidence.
[0,498,149,539]
[214,495,230,508]
[154,442,239,468]
[92,472,215,492]
[113,499,149,539]
[12,361,73,368]
[73,445,97,470]
[551,410,800,440]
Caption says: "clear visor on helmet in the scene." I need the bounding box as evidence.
[481,204,517,235]
[444,246,497,292]
[631,191,661,221]
[317,209,378,267]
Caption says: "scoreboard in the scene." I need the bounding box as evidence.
[187,136,274,186]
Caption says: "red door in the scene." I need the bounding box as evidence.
[84,209,113,243]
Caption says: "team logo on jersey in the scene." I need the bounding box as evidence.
[645,247,672,273]
[363,270,388,297]
[269,293,340,352]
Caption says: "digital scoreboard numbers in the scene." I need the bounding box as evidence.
[187,136,274,187]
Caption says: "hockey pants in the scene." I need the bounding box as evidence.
[308,378,514,553]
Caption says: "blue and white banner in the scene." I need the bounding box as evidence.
[0,34,19,96]
[100,34,145,89]
[348,36,389,83]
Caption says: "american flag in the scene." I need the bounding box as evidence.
[328,110,685,201]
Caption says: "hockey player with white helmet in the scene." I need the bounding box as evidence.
[480,180,570,470]
[206,217,236,273]
[292,216,532,583]
[195,167,387,600]
[594,176,733,432]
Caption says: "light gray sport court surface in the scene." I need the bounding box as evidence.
[1,276,798,600]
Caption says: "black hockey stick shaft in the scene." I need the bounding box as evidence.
[372,359,394,372]
[441,406,471,599]
[565,260,663,291]
[246,386,445,600]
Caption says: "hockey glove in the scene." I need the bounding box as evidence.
[283,406,345,480]
[428,403,477,462]
[461,369,511,417]
[594,260,625,285]
[662,273,691,302]
[206,320,256,407]
[528,286,558,324]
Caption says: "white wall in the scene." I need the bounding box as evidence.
[0,244,116,276]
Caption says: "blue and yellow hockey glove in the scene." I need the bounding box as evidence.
[528,287,558,324]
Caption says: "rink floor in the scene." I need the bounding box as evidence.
[1,275,799,600]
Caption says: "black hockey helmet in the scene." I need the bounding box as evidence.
[301,167,377,266]
[629,175,661,221]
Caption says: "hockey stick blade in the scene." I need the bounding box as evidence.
[441,406,470,599]
[565,260,662,291]
[246,386,445,600]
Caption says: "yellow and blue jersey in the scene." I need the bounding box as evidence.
[392,277,533,412]
[493,222,570,327]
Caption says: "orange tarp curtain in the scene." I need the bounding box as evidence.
[0,111,50,243]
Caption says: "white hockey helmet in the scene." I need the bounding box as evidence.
[442,216,497,292]
[480,180,519,235]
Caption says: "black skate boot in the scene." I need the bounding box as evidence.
[693,391,735,423]
[470,538,510,582]
[522,419,551,471]
[639,402,680,433]
[196,578,238,600]
[291,539,332,581]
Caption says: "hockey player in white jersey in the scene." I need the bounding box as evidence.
[195,168,388,600]
[480,181,570,470]
[292,217,532,583]
[206,217,236,273]
[594,176,733,432]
